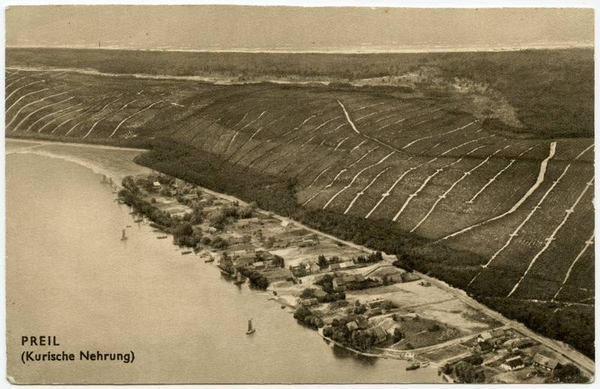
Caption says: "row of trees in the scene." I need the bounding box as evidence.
[293,306,324,329]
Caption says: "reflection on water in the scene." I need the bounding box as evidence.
[6,152,442,384]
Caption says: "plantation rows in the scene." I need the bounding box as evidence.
[6,69,594,306]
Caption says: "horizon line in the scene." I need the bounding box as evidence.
[6,42,594,55]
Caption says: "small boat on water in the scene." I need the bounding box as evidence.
[406,362,421,371]
[234,272,245,285]
[181,250,193,255]
[120,229,128,241]
[204,258,215,263]
[157,235,168,239]
[246,319,256,335]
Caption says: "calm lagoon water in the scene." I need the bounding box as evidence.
[6,152,442,384]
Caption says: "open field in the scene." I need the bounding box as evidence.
[5,48,594,359]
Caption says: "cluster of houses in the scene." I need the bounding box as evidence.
[229,250,282,270]
[473,329,560,374]
[499,352,560,373]
[345,318,389,345]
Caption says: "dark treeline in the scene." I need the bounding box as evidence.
[134,139,594,359]
[8,47,593,138]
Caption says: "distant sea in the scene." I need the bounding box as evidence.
[7,41,593,54]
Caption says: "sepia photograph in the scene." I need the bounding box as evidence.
[4,3,595,384]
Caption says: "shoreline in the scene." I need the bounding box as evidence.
[6,139,594,378]
[6,139,153,189]
[7,143,443,378]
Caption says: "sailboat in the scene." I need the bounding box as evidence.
[246,319,256,335]
[234,271,245,285]
[121,229,128,241]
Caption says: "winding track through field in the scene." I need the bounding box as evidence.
[81,95,126,139]
[467,164,571,287]
[467,146,536,203]
[12,94,74,132]
[37,104,84,133]
[365,135,494,219]
[344,167,392,214]
[6,80,46,102]
[225,110,268,153]
[322,151,396,209]
[109,100,163,138]
[467,143,593,289]
[23,97,75,132]
[436,141,557,243]
[507,176,595,298]
[553,232,595,300]
[392,145,486,222]
[400,120,477,150]
[410,145,510,232]
[6,87,50,114]
[7,90,71,129]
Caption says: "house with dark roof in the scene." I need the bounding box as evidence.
[368,326,388,345]
[501,356,525,371]
[332,273,365,290]
[476,340,493,353]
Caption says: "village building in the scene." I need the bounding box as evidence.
[502,338,535,351]
[152,181,162,190]
[501,356,525,371]
[478,329,506,343]
[308,262,320,274]
[332,273,364,291]
[338,261,355,269]
[237,217,260,227]
[328,263,341,271]
[532,353,559,372]
[346,321,359,332]
[301,298,318,307]
[367,326,388,345]
[367,298,386,310]
[290,264,308,277]
[476,340,494,354]
[233,255,256,268]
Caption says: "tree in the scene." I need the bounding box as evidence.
[317,254,328,269]
[553,364,587,383]
[300,288,316,299]
[393,328,405,342]
[174,222,193,237]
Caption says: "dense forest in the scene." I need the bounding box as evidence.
[135,139,594,359]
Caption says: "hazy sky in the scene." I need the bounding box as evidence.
[5,6,594,52]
